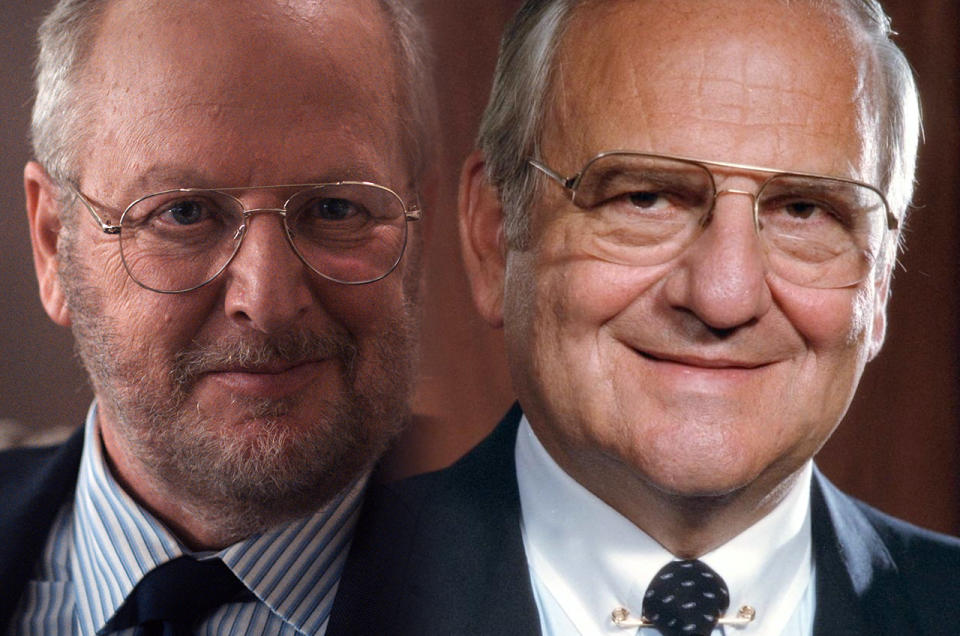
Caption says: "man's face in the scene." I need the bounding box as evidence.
[47,0,419,532]
[503,0,891,503]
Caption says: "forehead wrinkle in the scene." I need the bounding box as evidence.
[85,105,393,204]
[545,0,877,183]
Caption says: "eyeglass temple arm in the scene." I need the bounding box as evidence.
[885,208,899,231]
[528,158,578,191]
[68,186,121,235]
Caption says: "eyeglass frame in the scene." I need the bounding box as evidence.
[66,181,423,293]
[527,151,898,287]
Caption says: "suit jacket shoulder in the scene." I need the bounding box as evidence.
[329,403,541,636]
[812,470,960,635]
[0,428,84,628]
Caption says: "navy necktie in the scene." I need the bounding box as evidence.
[641,559,730,636]
[108,556,249,636]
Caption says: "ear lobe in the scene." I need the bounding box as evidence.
[458,150,507,328]
[25,161,71,327]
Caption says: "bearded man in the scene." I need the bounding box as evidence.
[0,1,433,634]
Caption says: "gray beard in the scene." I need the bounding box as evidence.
[59,231,417,541]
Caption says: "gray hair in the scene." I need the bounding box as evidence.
[30,0,437,188]
[30,0,104,186]
[479,0,921,254]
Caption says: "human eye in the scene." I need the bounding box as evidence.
[624,189,675,211]
[581,171,701,217]
[761,194,849,229]
[121,192,236,257]
[301,196,368,223]
[759,187,863,265]
[129,193,226,231]
[156,198,215,226]
[290,193,379,248]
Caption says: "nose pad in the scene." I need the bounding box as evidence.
[231,208,300,263]
[713,188,760,234]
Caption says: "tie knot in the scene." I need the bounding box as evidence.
[641,559,729,636]
[108,556,249,635]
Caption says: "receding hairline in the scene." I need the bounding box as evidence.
[35,0,433,188]
[544,0,884,166]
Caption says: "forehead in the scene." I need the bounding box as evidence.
[544,0,874,179]
[78,0,404,191]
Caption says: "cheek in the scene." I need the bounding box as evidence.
[518,227,671,340]
[118,295,216,369]
[503,249,667,398]
[773,279,877,358]
[323,279,412,342]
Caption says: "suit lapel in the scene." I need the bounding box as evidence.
[811,469,916,635]
[0,427,84,628]
[399,403,540,635]
[331,404,540,636]
[326,473,421,635]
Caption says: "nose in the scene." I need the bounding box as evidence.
[664,190,772,331]
[222,210,313,334]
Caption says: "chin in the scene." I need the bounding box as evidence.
[626,433,768,500]
[647,469,754,501]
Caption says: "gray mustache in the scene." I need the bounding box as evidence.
[171,329,358,389]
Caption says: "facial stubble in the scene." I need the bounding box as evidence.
[58,228,417,541]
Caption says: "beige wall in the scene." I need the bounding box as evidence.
[2,0,957,534]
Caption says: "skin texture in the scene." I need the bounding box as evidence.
[26,0,421,549]
[460,0,894,556]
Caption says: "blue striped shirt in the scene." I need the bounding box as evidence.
[8,402,368,635]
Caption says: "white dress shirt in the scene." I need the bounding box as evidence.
[9,401,367,636]
[516,416,815,636]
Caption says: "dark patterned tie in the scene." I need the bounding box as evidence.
[641,559,730,636]
[107,556,250,636]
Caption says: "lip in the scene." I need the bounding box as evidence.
[202,360,328,399]
[636,349,771,370]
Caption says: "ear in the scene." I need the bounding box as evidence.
[458,150,507,328]
[25,161,71,327]
[867,258,893,361]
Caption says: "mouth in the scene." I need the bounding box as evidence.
[210,359,320,375]
[634,348,771,370]
[201,359,333,399]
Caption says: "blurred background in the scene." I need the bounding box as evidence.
[1,0,957,533]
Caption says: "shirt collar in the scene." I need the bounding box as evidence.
[515,414,812,634]
[71,401,368,635]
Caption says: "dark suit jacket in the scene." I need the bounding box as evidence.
[329,403,960,636]
[0,426,84,629]
[0,426,424,635]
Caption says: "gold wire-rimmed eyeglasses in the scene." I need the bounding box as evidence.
[69,181,422,293]
[528,151,897,289]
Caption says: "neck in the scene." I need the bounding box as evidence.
[98,420,235,549]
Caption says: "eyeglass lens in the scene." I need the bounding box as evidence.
[568,154,888,288]
[117,184,408,292]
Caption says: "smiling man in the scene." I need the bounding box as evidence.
[0,0,432,634]
[351,0,960,635]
